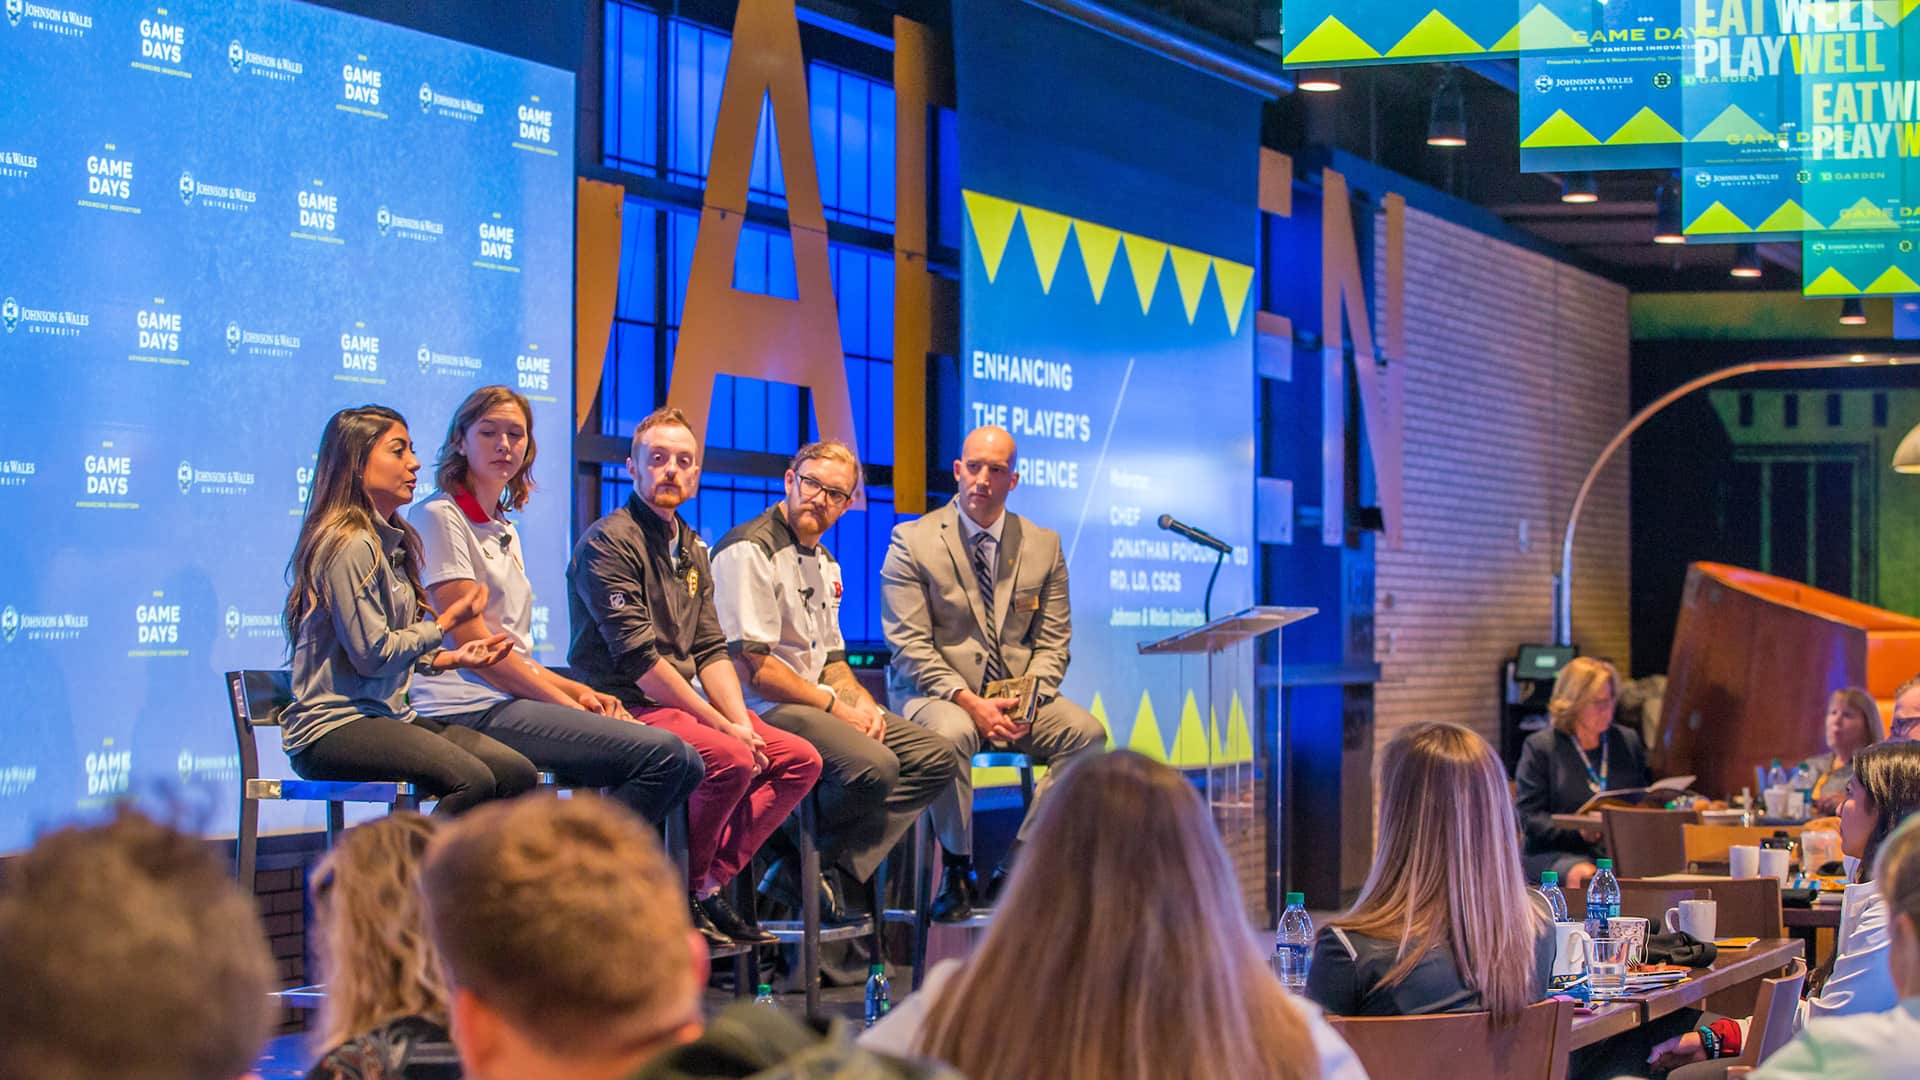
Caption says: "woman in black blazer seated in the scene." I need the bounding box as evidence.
[1514,656,1650,889]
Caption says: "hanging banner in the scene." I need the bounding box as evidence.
[1283,0,1592,67]
[1519,0,1687,173]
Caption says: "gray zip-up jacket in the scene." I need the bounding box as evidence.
[281,514,443,754]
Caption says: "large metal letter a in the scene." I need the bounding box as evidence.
[667,0,859,470]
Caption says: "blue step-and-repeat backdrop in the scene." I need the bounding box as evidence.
[0,0,575,850]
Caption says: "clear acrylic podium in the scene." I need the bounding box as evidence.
[1139,605,1316,848]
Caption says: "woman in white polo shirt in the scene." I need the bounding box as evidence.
[407,386,703,824]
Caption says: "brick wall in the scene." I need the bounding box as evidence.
[1371,209,1633,756]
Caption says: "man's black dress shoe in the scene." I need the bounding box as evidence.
[690,894,735,948]
[699,891,778,945]
[931,861,978,923]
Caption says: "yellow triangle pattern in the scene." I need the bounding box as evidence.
[1491,4,1582,51]
[1605,107,1684,146]
[1171,691,1212,767]
[963,191,1019,283]
[1213,258,1254,335]
[1833,198,1898,231]
[1684,201,1753,235]
[1520,109,1601,148]
[961,189,1252,330]
[1804,267,1862,296]
[1075,220,1122,303]
[1384,10,1483,56]
[1866,265,1920,294]
[1122,233,1169,316]
[1089,691,1115,749]
[1125,690,1168,761]
[1223,692,1253,762]
[1283,15,1381,65]
[1021,206,1073,294]
[1756,201,1824,233]
[1691,104,1775,144]
[1168,245,1213,324]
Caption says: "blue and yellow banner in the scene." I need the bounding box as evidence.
[1283,0,1593,66]
[1519,0,1687,172]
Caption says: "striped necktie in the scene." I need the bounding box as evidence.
[972,532,1007,686]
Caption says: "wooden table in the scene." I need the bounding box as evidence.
[1566,938,1803,1049]
[1553,812,1603,833]
[1784,905,1841,930]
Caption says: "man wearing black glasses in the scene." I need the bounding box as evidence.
[712,439,962,924]
[1892,675,1920,742]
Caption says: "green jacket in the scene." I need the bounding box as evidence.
[628,1005,962,1080]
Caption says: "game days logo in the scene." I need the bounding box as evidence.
[295,180,341,243]
[78,442,136,510]
[475,213,517,272]
[514,97,556,154]
[131,299,187,366]
[84,739,131,799]
[1,292,90,337]
[340,58,385,116]
[338,324,383,384]
[132,591,185,656]
[133,12,186,77]
[529,603,550,649]
[81,144,138,213]
[516,345,554,397]
[295,463,314,508]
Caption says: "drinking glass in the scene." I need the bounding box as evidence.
[1584,936,1634,1001]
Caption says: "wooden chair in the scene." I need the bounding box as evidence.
[1693,877,1786,939]
[1684,824,1806,869]
[1602,807,1698,878]
[1731,958,1808,1067]
[1327,999,1574,1080]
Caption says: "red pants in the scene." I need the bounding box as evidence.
[637,707,821,891]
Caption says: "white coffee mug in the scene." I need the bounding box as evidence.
[1664,899,1718,942]
[1608,915,1650,966]
[1551,921,1591,978]
[1759,848,1790,884]
[1729,844,1761,878]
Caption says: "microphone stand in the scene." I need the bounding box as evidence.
[1203,546,1225,624]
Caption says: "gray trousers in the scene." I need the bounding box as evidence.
[758,703,964,882]
[906,694,1106,856]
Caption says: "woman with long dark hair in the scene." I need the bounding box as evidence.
[281,405,536,814]
[405,386,703,825]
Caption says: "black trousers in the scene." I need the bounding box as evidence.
[290,713,539,815]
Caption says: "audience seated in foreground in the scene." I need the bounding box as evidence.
[1753,812,1920,1078]
[1307,721,1553,1023]
[0,807,275,1080]
[306,812,457,1080]
[862,749,1366,1080]
[418,792,953,1080]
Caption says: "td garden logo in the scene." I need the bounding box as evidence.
[2,297,17,334]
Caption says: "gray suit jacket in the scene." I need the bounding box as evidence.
[879,497,1072,719]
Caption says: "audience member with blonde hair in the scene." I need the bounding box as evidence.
[0,807,275,1080]
[1308,721,1553,1024]
[418,792,950,1080]
[1755,812,1920,1078]
[306,812,455,1079]
[1514,656,1650,888]
[1801,687,1882,815]
[863,750,1365,1080]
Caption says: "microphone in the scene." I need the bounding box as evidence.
[1157,514,1232,555]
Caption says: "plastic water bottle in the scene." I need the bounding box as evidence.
[863,964,891,1026]
[1538,871,1569,922]
[1791,762,1817,819]
[753,983,776,1007]
[1587,858,1621,935]
[1273,891,1313,993]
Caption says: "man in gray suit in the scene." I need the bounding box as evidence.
[880,425,1106,921]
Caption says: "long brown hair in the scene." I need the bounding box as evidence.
[1334,721,1546,1025]
[434,385,538,513]
[283,405,428,650]
[1849,741,1920,882]
[916,752,1319,1080]
[312,813,446,1054]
